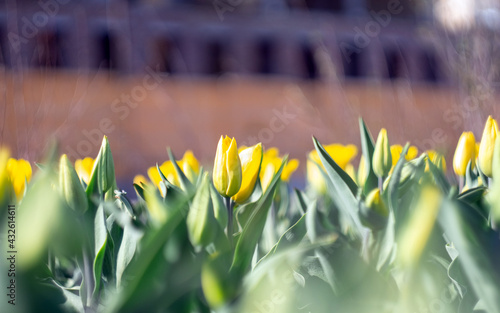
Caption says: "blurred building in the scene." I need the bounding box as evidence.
[1,0,442,81]
[0,0,498,187]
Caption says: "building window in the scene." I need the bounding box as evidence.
[301,43,318,79]
[421,49,439,82]
[256,38,274,75]
[155,35,179,74]
[206,40,225,75]
[95,32,117,69]
[32,30,62,68]
[341,41,361,77]
[288,0,343,12]
[384,49,403,79]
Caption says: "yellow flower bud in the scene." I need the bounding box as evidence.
[59,154,88,213]
[282,159,299,182]
[260,147,299,192]
[357,155,368,188]
[307,144,357,193]
[6,158,32,200]
[213,136,242,198]
[453,131,476,176]
[94,136,116,194]
[478,116,498,177]
[365,188,388,217]
[390,144,418,167]
[373,128,392,178]
[426,150,447,172]
[232,143,263,203]
[181,150,200,182]
[398,186,442,267]
[74,157,94,184]
[133,174,148,186]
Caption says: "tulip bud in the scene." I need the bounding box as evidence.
[92,136,116,194]
[390,144,418,166]
[398,186,442,267]
[360,188,388,230]
[187,173,218,248]
[453,132,476,176]
[232,143,263,203]
[478,116,498,177]
[373,128,392,178]
[213,136,242,198]
[181,150,200,182]
[357,155,368,188]
[59,154,88,213]
[6,158,32,200]
[74,157,94,184]
[426,150,446,172]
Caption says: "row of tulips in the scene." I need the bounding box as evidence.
[1,115,500,313]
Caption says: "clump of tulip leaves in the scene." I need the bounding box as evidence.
[3,118,500,313]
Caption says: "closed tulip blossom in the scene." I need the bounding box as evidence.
[6,157,32,200]
[453,131,476,176]
[213,136,242,198]
[478,116,498,177]
[373,128,392,178]
[75,157,95,184]
[260,147,299,192]
[232,143,263,203]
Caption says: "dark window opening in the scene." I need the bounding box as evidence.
[96,32,117,69]
[302,0,343,12]
[422,50,438,82]
[384,49,404,79]
[206,40,225,75]
[33,30,62,68]
[156,36,178,74]
[342,42,361,77]
[256,39,274,75]
[302,44,318,79]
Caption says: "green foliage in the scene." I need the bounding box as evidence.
[8,126,500,313]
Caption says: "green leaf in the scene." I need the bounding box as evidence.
[438,199,500,313]
[231,157,287,275]
[116,222,140,287]
[359,118,378,194]
[258,213,308,265]
[93,204,108,301]
[427,155,451,193]
[312,137,365,237]
[387,143,409,213]
[167,147,194,192]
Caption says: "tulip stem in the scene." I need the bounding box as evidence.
[225,197,234,246]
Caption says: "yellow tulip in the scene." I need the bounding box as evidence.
[365,188,388,217]
[0,148,12,203]
[133,174,148,186]
[75,157,95,184]
[7,158,32,200]
[213,136,242,198]
[478,115,498,177]
[373,128,392,178]
[453,131,476,176]
[426,150,447,172]
[233,143,263,203]
[345,163,357,183]
[260,147,299,192]
[398,186,442,267]
[147,161,179,190]
[307,144,357,193]
[181,150,200,182]
[390,144,418,166]
[357,155,368,188]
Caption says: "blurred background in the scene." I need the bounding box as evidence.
[0,0,499,189]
